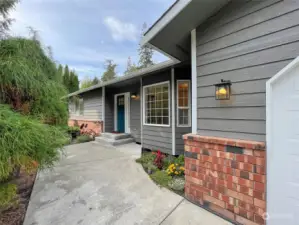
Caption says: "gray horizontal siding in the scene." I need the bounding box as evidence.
[143,127,172,155]
[142,71,172,155]
[69,88,103,121]
[104,91,114,132]
[196,0,299,142]
[175,127,190,156]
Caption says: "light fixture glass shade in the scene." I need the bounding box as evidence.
[214,80,231,100]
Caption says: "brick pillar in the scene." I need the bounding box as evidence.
[183,134,266,225]
[68,119,103,136]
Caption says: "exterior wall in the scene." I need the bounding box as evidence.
[184,134,266,225]
[68,119,103,136]
[104,82,141,142]
[69,88,103,121]
[175,67,192,155]
[142,70,173,155]
[196,0,299,142]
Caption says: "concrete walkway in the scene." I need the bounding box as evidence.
[24,142,232,225]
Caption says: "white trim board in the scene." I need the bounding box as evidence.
[177,80,191,128]
[171,68,176,155]
[114,92,130,133]
[142,81,171,127]
[191,29,197,134]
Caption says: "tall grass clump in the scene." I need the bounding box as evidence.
[0,37,69,209]
[0,38,68,124]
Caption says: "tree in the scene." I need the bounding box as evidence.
[69,71,79,93]
[125,57,139,75]
[0,0,18,38]
[138,23,154,69]
[92,77,100,85]
[101,59,117,82]
[63,65,70,90]
[80,76,94,89]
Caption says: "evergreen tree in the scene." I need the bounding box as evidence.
[0,0,18,38]
[63,65,70,90]
[125,56,138,75]
[92,77,99,85]
[101,59,117,82]
[138,23,154,69]
[69,71,79,93]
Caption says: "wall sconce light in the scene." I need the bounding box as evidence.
[214,79,232,100]
[131,93,138,99]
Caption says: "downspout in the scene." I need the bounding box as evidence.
[171,68,176,155]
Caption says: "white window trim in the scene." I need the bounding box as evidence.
[177,80,191,127]
[76,98,84,116]
[114,92,130,133]
[143,81,171,127]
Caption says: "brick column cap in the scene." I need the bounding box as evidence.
[183,134,265,150]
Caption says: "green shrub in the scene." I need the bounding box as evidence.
[0,105,68,182]
[135,152,155,165]
[150,170,172,187]
[68,126,80,132]
[175,155,185,166]
[144,162,157,174]
[76,135,93,143]
[168,177,185,191]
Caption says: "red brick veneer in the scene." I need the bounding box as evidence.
[68,119,103,136]
[183,134,266,225]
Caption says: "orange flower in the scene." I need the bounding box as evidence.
[32,160,39,168]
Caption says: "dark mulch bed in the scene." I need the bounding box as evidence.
[0,170,37,225]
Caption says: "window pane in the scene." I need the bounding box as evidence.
[144,83,169,125]
[163,117,169,125]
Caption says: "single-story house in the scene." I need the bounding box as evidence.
[68,60,191,156]
[68,0,299,224]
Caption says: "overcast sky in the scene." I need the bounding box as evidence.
[10,0,174,80]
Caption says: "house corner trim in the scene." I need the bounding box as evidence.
[191,29,197,134]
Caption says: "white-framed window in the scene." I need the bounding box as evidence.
[177,80,191,127]
[143,81,170,126]
[76,98,84,116]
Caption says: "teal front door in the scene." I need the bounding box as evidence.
[117,95,125,133]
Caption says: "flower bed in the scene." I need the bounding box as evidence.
[136,150,185,195]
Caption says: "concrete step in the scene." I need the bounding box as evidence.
[95,136,135,146]
[100,133,132,140]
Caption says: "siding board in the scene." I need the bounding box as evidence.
[197,60,291,86]
[197,94,265,108]
[197,10,299,56]
[197,119,265,134]
[197,0,297,45]
[197,41,299,76]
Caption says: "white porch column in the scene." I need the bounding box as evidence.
[140,77,143,145]
[191,29,197,134]
[102,86,105,132]
[171,68,176,155]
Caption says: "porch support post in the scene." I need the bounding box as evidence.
[171,68,176,155]
[102,86,105,132]
[140,77,143,145]
[191,29,197,134]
